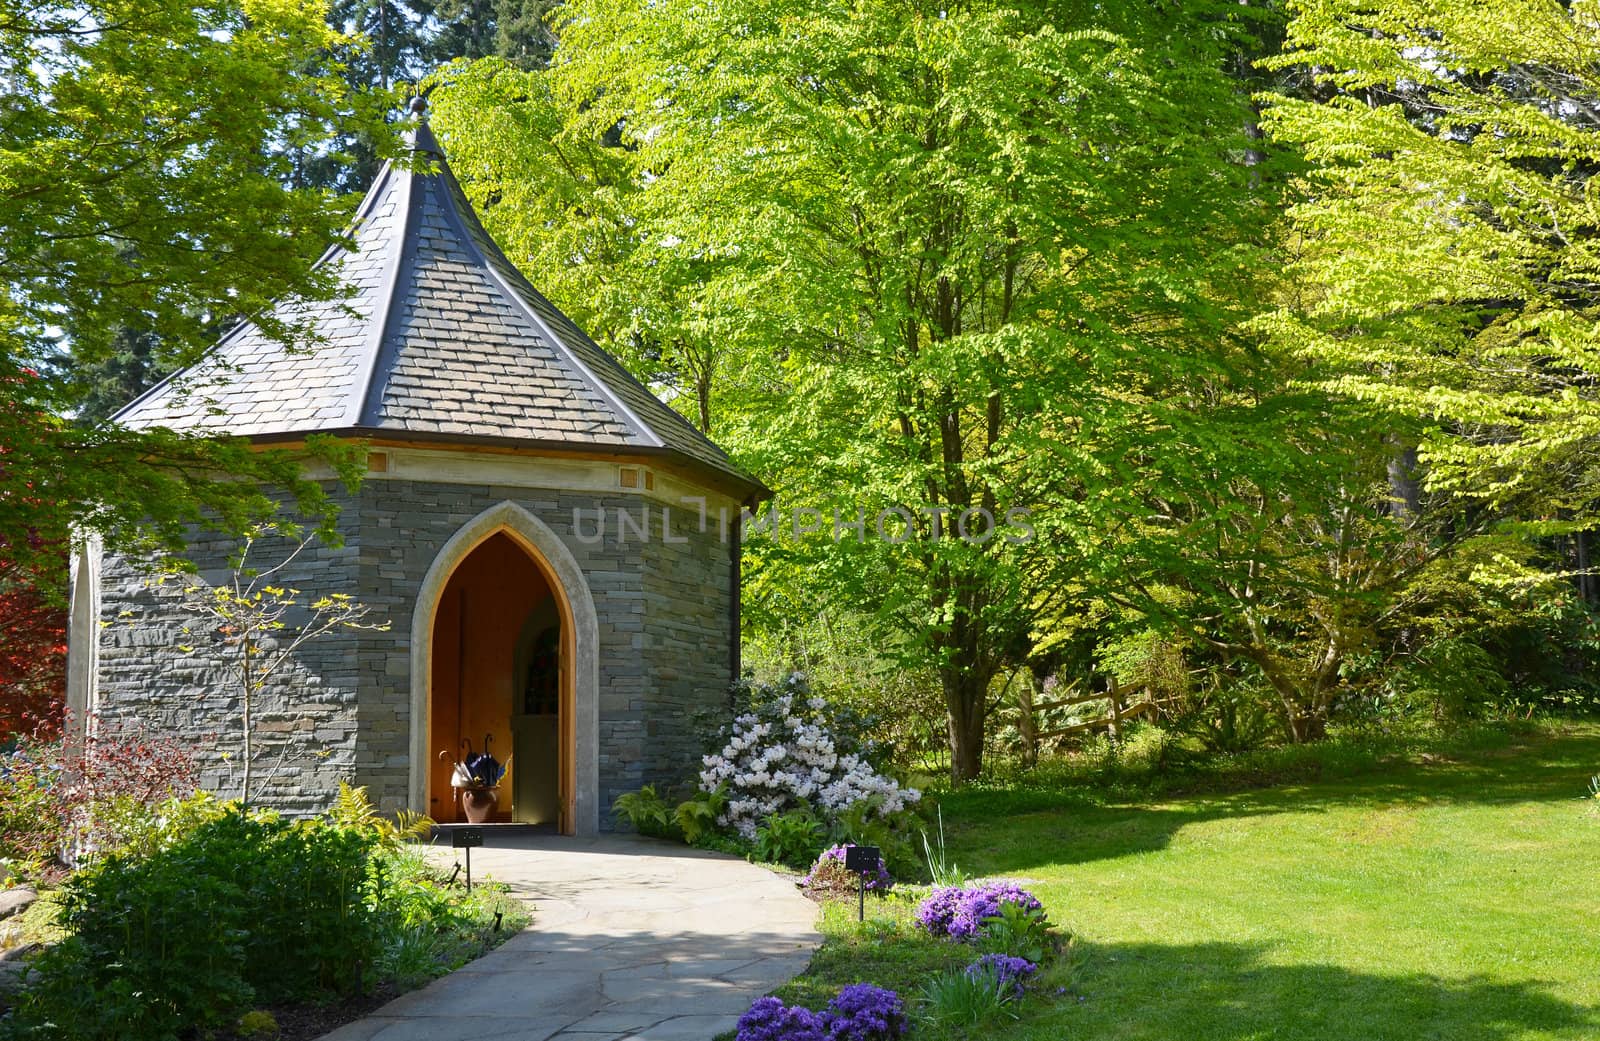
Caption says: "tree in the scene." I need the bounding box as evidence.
[431,0,1279,779]
[1046,368,1550,743]
[1256,0,1600,518]
[428,57,753,435]
[303,0,437,192]
[176,530,386,806]
[71,326,168,424]
[430,0,557,71]
[3,0,382,583]
[65,0,559,415]
[296,0,557,195]
[0,555,67,742]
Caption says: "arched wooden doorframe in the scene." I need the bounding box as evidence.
[408,501,599,836]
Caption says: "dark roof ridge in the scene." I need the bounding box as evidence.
[349,162,418,427]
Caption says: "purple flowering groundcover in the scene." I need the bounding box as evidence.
[735,997,826,1041]
[915,881,1044,940]
[825,984,906,1040]
[736,984,906,1041]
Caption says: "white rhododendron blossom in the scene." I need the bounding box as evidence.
[700,673,919,839]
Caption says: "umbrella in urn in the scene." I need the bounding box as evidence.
[441,735,510,824]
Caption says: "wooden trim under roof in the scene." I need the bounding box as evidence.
[250,428,773,506]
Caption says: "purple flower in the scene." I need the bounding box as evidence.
[737,986,905,1041]
[916,882,1043,940]
[966,953,1037,997]
[913,884,965,935]
[736,997,826,1041]
[824,984,906,1041]
[802,844,893,892]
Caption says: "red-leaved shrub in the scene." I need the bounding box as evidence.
[0,559,67,743]
[1,716,199,878]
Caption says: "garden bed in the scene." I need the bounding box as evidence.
[0,788,530,1041]
[723,878,1083,1040]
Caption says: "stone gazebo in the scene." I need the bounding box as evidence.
[66,106,765,836]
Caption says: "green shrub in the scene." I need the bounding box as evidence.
[1387,636,1509,723]
[977,901,1051,963]
[829,797,919,880]
[9,798,382,1040]
[235,1010,278,1038]
[740,616,951,774]
[754,809,825,868]
[1175,681,1278,754]
[368,839,528,990]
[0,726,199,883]
[611,785,681,839]
[673,785,728,845]
[0,737,62,878]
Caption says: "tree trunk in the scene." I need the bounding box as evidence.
[1387,440,1422,518]
[1285,709,1328,744]
[241,637,254,807]
[241,689,253,807]
[944,667,991,783]
[1252,649,1322,745]
[1577,530,1596,606]
[697,373,712,435]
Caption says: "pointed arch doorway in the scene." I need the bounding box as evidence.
[408,501,600,836]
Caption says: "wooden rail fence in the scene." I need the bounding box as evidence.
[1017,677,1180,762]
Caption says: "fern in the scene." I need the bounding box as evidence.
[612,785,674,836]
[673,785,728,845]
[329,782,435,848]
[391,810,434,844]
[329,781,381,832]
[753,810,823,868]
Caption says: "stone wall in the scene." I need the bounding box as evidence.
[354,479,736,822]
[91,473,739,827]
[637,501,735,810]
[94,493,364,815]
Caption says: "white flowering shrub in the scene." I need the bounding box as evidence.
[699,673,920,840]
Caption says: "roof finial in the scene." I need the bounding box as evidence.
[408,94,428,121]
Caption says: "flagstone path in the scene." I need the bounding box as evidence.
[317,834,820,1041]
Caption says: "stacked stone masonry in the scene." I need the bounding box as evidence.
[94,478,734,825]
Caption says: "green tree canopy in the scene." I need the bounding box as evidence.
[430,0,557,72]
[3,0,383,582]
[431,0,1280,778]
[1258,0,1600,515]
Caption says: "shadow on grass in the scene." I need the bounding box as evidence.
[933,723,1600,874]
[1048,939,1600,1041]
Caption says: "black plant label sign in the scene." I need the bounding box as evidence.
[844,845,881,874]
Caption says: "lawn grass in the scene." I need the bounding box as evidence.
[783,721,1600,1041]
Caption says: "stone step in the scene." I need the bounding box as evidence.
[0,889,35,922]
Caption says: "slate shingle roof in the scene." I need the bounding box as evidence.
[114,118,759,494]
